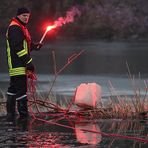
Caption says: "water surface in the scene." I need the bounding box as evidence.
[0,116,147,147]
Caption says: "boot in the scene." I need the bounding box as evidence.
[17,98,28,119]
[6,95,16,122]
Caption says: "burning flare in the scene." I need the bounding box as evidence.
[46,25,57,32]
[39,25,57,43]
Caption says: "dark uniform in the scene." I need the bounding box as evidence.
[6,12,41,120]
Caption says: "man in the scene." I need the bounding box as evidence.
[6,7,42,121]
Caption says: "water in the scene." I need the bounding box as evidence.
[0,116,147,147]
[27,39,148,74]
[0,74,147,97]
[1,39,148,74]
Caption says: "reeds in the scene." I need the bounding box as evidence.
[88,62,148,119]
[26,64,147,120]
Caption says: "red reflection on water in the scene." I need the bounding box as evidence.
[75,122,102,145]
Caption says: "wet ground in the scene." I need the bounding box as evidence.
[0,115,148,147]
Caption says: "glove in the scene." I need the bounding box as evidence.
[26,62,35,72]
[33,42,43,51]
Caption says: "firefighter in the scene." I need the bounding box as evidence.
[6,7,42,121]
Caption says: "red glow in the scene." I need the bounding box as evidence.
[46,25,56,32]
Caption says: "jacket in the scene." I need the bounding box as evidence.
[6,17,33,76]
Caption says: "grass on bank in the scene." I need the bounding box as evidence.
[0,78,147,119]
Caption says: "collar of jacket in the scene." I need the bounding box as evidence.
[9,17,31,50]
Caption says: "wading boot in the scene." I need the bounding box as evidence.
[6,95,16,122]
[17,98,28,119]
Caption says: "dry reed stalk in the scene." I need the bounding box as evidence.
[103,62,148,119]
[44,49,84,103]
[126,62,148,114]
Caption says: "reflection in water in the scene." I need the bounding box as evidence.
[75,122,102,145]
[20,118,148,147]
[0,115,148,147]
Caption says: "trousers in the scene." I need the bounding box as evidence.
[6,75,28,118]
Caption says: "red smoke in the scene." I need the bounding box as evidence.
[40,7,81,43]
[54,7,81,27]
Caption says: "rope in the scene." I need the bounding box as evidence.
[27,71,39,114]
[27,71,37,93]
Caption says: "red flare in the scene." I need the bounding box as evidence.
[46,24,56,32]
[39,24,57,43]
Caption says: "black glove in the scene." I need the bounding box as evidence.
[26,62,35,72]
[33,42,43,51]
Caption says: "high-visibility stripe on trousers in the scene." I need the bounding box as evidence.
[7,75,27,101]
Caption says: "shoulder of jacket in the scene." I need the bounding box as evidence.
[7,25,24,38]
[8,25,22,32]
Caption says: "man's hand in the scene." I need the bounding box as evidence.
[36,42,43,50]
[26,62,35,72]
[34,42,43,51]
